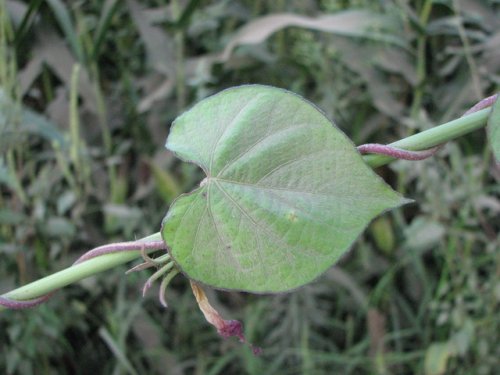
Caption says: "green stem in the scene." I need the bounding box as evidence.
[0,232,162,312]
[363,107,490,168]
[0,105,492,311]
[409,0,432,120]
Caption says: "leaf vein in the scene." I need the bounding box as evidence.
[216,98,303,177]
[208,94,265,174]
[206,182,242,273]
[254,148,333,186]
[215,181,322,264]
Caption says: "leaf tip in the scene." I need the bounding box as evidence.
[401,196,415,206]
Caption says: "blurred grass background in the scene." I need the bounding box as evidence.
[0,0,499,374]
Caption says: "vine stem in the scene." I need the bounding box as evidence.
[0,232,163,312]
[362,107,491,168]
[0,104,494,312]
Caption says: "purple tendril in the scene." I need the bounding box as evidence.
[73,240,166,265]
[462,93,498,117]
[0,292,55,310]
[357,144,441,160]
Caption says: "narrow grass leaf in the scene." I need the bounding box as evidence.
[45,0,84,61]
[29,29,97,112]
[11,0,42,46]
[0,89,65,145]
[98,327,139,375]
[487,93,500,162]
[91,0,121,60]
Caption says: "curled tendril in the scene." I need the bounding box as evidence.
[126,243,180,308]
[141,262,175,297]
[159,269,179,308]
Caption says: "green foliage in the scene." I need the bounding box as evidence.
[1,0,499,374]
[163,85,406,292]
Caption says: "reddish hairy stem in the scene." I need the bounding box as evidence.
[463,93,498,116]
[73,240,166,265]
[357,144,441,160]
[0,292,56,310]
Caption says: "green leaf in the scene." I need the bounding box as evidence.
[487,93,500,162]
[370,216,395,255]
[424,342,456,375]
[161,85,408,293]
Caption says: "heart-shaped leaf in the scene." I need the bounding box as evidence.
[162,85,408,293]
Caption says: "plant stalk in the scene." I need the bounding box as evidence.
[363,107,490,168]
[0,232,162,312]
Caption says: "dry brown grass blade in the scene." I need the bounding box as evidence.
[5,0,30,27]
[479,32,500,74]
[332,37,406,119]
[126,0,176,112]
[18,56,43,97]
[375,48,418,86]
[367,308,387,358]
[221,10,396,61]
[456,0,500,30]
[138,77,174,113]
[126,0,175,76]
[18,28,97,113]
